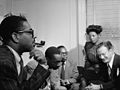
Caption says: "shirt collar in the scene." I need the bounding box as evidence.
[64,61,66,64]
[108,53,115,68]
[7,45,21,63]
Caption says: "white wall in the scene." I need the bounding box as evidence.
[3,0,86,66]
[86,0,120,54]
[0,0,7,16]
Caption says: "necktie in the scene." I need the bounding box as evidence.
[19,57,24,83]
[19,57,23,72]
[61,62,65,80]
[108,64,112,78]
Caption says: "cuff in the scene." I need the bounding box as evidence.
[40,64,49,69]
[100,84,103,90]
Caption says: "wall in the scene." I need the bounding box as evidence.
[0,0,7,16]
[3,0,86,66]
[87,0,120,54]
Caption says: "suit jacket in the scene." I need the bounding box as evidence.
[58,60,79,83]
[25,60,39,80]
[0,45,50,90]
[101,54,120,90]
[25,60,50,89]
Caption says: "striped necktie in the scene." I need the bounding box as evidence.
[61,62,65,80]
[18,57,24,83]
[108,64,112,78]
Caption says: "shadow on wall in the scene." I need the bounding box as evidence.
[68,44,85,67]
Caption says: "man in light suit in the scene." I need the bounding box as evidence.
[85,41,120,90]
[0,14,50,90]
[57,45,79,90]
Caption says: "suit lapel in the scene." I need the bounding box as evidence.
[5,46,18,74]
[65,60,71,79]
[111,54,119,79]
[5,46,23,84]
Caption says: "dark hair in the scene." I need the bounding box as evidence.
[45,46,60,60]
[96,41,113,51]
[0,14,27,43]
[86,25,102,34]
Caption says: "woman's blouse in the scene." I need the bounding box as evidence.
[84,41,101,70]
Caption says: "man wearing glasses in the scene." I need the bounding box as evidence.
[57,45,80,90]
[0,14,50,90]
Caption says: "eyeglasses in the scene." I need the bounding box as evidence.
[61,52,68,55]
[16,29,34,38]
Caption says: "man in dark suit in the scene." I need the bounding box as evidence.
[85,41,120,90]
[0,14,50,90]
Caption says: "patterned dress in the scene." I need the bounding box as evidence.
[83,41,105,84]
[84,41,101,70]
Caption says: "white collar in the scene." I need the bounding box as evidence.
[64,61,66,65]
[7,45,21,63]
[108,53,115,68]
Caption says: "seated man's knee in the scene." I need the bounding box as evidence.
[70,83,80,90]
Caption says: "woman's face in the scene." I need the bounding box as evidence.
[88,31,100,44]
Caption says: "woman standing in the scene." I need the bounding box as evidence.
[81,25,107,87]
[84,25,103,71]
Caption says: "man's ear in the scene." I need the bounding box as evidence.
[109,48,114,55]
[11,32,20,43]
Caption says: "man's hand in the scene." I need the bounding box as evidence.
[60,79,70,86]
[29,49,47,64]
[85,83,101,90]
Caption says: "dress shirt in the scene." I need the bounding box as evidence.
[63,61,66,69]
[61,62,65,80]
[107,53,114,77]
[108,53,119,76]
[7,45,21,75]
[108,53,115,69]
